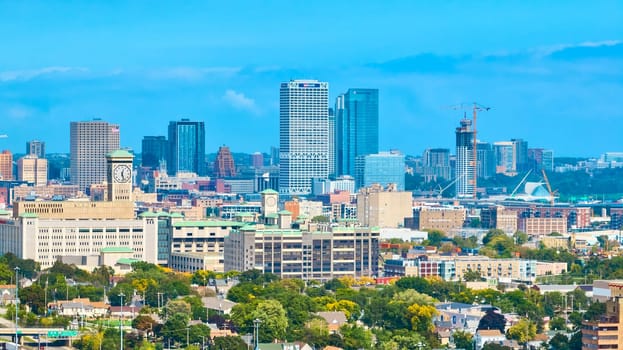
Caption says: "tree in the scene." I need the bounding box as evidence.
[549,333,570,350]
[482,344,512,350]
[340,324,373,350]
[212,336,248,350]
[583,301,606,321]
[478,309,506,333]
[549,316,567,331]
[452,330,473,350]
[311,215,329,223]
[161,313,189,344]
[463,269,483,282]
[507,318,536,344]
[407,304,437,334]
[252,299,289,342]
[426,230,446,247]
[303,318,330,348]
[513,231,529,244]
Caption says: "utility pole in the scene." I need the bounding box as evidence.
[119,292,125,350]
[253,318,261,350]
[14,266,20,348]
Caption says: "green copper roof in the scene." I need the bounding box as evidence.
[138,211,159,218]
[19,212,38,218]
[101,247,134,253]
[155,211,170,217]
[173,220,245,228]
[277,210,292,215]
[169,212,184,218]
[265,213,278,219]
[117,258,140,265]
[0,209,11,215]
[106,149,134,158]
[235,212,255,217]
[260,189,279,194]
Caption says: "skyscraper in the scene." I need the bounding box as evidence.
[328,107,336,177]
[141,136,168,169]
[167,119,205,176]
[17,155,47,186]
[511,138,529,172]
[26,140,45,159]
[279,80,329,195]
[455,119,475,198]
[70,119,120,191]
[528,148,554,172]
[251,152,264,169]
[336,88,379,177]
[214,145,236,178]
[0,150,13,180]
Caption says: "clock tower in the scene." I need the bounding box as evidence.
[106,150,134,202]
[260,189,279,216]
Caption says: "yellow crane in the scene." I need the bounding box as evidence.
[541,169,558,205]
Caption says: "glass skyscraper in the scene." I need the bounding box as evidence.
[167,119,205,176]
[279,80,329,195]
[335,89,379,176]
[336,88,379,177]
[141,136,168,169]
[355,151,405,191]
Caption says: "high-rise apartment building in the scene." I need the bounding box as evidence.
[476,141,495,179]
[214,145,236,178]
[422,148,451,182]
[251,152,264,169]
[355,151,405,191]
[70,120,120,191]
[279,80,329,196]
[336,88,379,177]
[528,148,554,172]
[512,138,529,172]
[167,119,205,176]
[17,155,47,186]
[455,119,475,198]
[26,140,45,159]
[494,141,515,175]
[328,107,336,177]
[141,136,168,169]
[0,150,13,180]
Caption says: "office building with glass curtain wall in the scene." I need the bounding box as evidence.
[167,119,206,176]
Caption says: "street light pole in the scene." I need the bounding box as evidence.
[119,292,125,350]
[253,318,261,350]
[14,266,20,348]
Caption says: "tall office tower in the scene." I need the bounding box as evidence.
[477,141,495,179]
[167,118,205,176]
[0,150,13,180]
[336,88,379,177]
[328,108,336,177]
[141,136,168,169]
[17,155,47,186]
[511,138,529,172]
[528,148,554,172]
[279,80,329,196]
[455,119,475,198]
[422,148,451,182]
[26,140,45,158]
[251,152,264,169]
[214,145,236,178]
[70,120,120,191]
[355,151,405,190]
[270,146,279,166]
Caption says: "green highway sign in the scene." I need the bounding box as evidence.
[48,330,78,337]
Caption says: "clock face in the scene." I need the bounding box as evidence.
[266,196,276,206]
[113,164,132,183]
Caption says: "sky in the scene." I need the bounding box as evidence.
[0,1,622,157]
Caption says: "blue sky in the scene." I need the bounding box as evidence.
[0,1,622,157]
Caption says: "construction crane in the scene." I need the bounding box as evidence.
[541,169,558,205]
[450,103,491,199]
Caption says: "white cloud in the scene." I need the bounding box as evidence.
[0,66,88,82]
[222,89,260,115]
[6,105,34,119]
[147,67,241,80]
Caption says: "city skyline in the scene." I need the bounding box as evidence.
[0,2,621,157]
